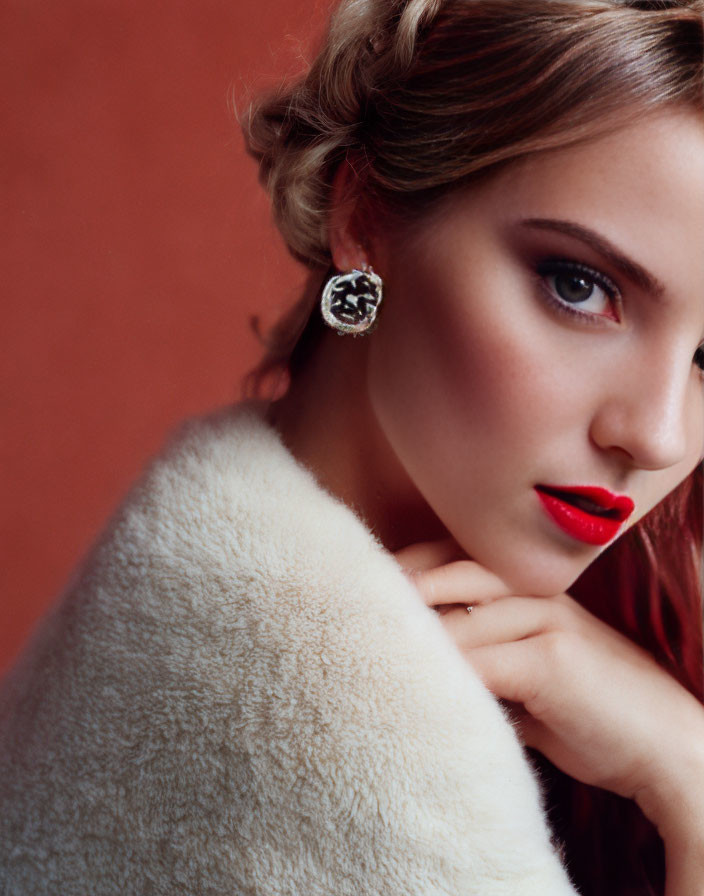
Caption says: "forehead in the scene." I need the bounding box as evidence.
[479,108,704,300]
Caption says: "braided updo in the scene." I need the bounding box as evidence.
[242,0,703,269]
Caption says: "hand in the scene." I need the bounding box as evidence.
[396,537,704,834]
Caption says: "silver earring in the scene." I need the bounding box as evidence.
[320,268,384,335]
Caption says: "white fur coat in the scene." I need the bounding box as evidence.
[0,402,578,895]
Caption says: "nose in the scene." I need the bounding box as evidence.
[589,352,693,472]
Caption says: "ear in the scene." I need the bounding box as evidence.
[328,158,373,272]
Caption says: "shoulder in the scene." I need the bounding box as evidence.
[0,401,577,895]
[86,399,394,627]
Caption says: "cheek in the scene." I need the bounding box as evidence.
[366,264,568,488]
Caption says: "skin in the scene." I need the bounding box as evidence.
[269,108,704,892]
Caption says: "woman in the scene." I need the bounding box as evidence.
[1,0,702,894]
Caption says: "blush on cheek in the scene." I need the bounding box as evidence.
[430,299,531,422]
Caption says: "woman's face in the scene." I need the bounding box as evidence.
[366,109,704,596]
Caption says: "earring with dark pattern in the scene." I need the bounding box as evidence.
[320,268,384,335]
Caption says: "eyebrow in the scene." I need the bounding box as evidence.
[519,217,666,299]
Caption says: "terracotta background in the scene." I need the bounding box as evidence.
[1,0,330,676]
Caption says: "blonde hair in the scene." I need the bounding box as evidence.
[243,0,703,268]
[240,0,702,389]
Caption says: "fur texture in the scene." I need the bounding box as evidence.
[0,403,578,894]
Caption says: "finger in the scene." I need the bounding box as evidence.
[438,596,568,648]
[394,537,466,573]
[464,639,549,709]
[410,560,513,608]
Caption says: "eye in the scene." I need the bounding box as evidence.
[536,259,621,322]
[694,345,704,375]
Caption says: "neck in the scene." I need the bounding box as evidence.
[266,328,450,551]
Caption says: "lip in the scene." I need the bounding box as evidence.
[534,484,635,546]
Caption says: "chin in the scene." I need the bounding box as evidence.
[465,541,594,599]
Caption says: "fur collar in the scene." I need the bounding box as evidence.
[0,402,576,894]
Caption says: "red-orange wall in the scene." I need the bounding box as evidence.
[1,1,329,676]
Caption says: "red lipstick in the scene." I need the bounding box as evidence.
[534,485,635,546]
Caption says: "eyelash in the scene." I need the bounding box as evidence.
[535,258,621,324]
[535,258,704,378]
